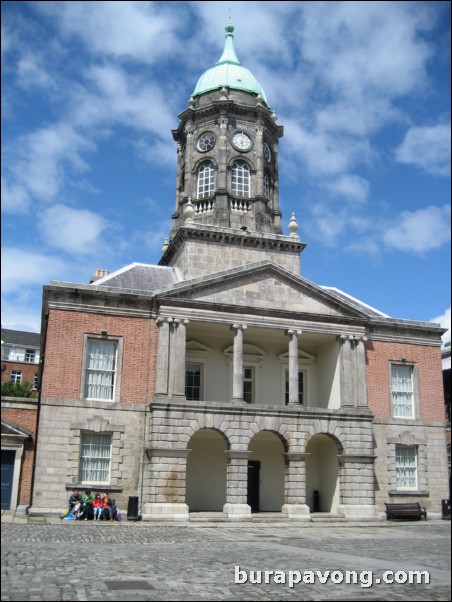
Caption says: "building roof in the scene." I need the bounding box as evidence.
[192,23,269,105]
[1,417,34,439]
[1,329,40,347]
[321,287,390,318]
[91,263,182,293]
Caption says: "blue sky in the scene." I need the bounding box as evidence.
[2,1,451,340]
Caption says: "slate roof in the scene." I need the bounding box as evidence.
[92,263,182,293]
[1,329,40,347]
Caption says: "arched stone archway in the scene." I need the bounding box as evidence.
[248,431,286,512]
[186,428,227,511]
[306,434,341,513]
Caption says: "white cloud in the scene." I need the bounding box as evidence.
[322,175,370,203]
[269,1,440,186]
[38,205,109,255]
[76,64,175,137]
[34,1,186,64]
[4,123,93,207]
[431,308,451,342]
[283,118,372,177]
[1,176,31,214]
[1,247,67,294]
[300,1,433,97]
[0,297,43,333]
[16,52,56,90]
[395,123,451,176]
[383,205,451,254]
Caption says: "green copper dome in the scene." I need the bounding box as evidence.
[192,24,268,105]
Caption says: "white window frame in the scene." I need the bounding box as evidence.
[197,162,216,199]
[231,161,251,198]
[185,339,212,402]
[243,366,255,404]
[1,345,12,360]
[78,432,112,484]
[10,371,22,385]
[185,362,203,401]
[390,363,417,419]
[395,445,418,490]
[24,349,36,363]
[32,373,39,391]
[284,369,306,405]
[80,334,123,403]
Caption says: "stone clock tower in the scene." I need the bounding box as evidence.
[160,24,306,280]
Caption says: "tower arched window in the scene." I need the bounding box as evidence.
[263,172,270,200]
[197,162,216,199]
[231,161,250,198]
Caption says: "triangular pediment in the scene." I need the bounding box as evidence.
[1,418,33,439]
[156,261,371,319]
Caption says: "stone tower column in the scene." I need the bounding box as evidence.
[286,329,302,405]
[339,335,368,408]
[255,120,264,197]
[168,319,189,398]
[155,317,171,395]
[282,452,311,520]
[231,324,247,402]
[223,450,251,520]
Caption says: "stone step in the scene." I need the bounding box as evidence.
[310,512,347,522]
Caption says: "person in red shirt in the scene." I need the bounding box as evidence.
[92,493,103,520]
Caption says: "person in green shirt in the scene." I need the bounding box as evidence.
[79,490,94,520]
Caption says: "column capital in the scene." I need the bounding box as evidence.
[156,317,172,326]
[285,329,302,337]
[231,323,247,332]
[173,318,189,326]
[338,334,367,343]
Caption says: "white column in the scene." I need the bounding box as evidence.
[286,329,302,405]
[173,319,189,397]
[231,324,247,402]
[339,335,368,408]
[155,318,171,395]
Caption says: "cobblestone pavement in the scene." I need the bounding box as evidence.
[1,518,450,601]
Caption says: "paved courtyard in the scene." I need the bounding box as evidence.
[1,517,450,601]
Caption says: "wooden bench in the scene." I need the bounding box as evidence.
[385,502,427,520]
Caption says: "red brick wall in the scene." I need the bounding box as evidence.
[1,361,39,388]
[42,309,158,403]
[365,340,445,420]
[2,406,37,506]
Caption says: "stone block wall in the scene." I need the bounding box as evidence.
[373,419,449,515]
[167,232,302,280]
[144,401,376,512]
[30,400,147,515]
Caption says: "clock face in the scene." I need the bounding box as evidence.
[231,130,253,152]
[263,142,272,163]
[197,132,215,152]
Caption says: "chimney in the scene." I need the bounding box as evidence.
[89,269,110,284]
